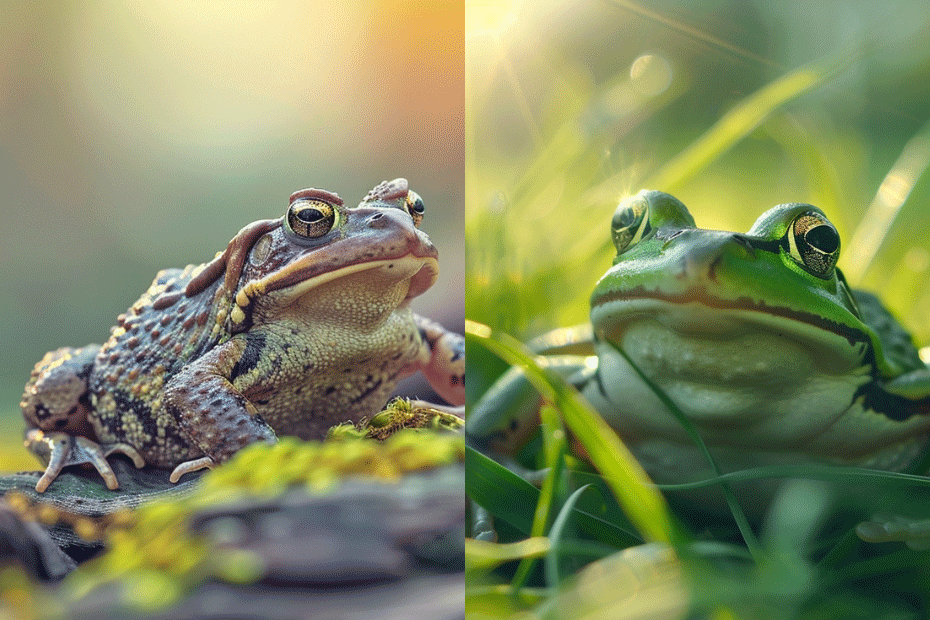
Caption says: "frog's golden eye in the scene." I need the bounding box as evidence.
[788,211,840,278]
[611,196,652,254]
[287,200,338,238]
[405,190,425,228]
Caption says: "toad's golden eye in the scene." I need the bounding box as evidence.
[286,200,338,238]
[788,211,840,278]
[405,190,425,228]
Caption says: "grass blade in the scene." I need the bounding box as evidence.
[466,321,682,546]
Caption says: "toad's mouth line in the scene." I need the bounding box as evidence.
[239,254,440,308]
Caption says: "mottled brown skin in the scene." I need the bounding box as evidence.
[21,179,465,492]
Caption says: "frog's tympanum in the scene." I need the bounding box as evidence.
[22,179,465,492]
[469,190,930,525]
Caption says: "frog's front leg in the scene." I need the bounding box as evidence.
[466,354,595,540]
[466,354,595,454]
[414,315,466,409]
[163,335,277,482]
[857,514,930,550]
[22,345,146,492]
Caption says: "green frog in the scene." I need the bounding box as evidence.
[468,190,930,543]
[22,179,465,492]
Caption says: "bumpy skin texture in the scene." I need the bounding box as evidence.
[21,179,465,492]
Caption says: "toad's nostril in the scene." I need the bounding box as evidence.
[368,211,389,228]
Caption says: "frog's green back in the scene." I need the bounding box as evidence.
[852,288,925,373]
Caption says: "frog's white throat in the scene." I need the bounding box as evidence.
[589,297,875,447]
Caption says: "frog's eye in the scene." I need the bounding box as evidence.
[286,200,338,238]
[611,196,652,254]
[787,211,840,278]
[405,190,425,228]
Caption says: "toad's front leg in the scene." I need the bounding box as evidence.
[26,429,146,492]
[22,345,146,492]
[163,336,277,482]
[415,315,465,409]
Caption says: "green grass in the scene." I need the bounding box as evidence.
[466,326,930,619]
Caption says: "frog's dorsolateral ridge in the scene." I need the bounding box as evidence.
[22,179,465,492]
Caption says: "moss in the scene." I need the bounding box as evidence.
[64,427,464,609]
[0,566,43,620]
[329,397,465,440]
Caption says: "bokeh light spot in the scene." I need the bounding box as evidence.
[629,54,672,97]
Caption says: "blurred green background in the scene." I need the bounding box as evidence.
[466,0,930,348]
[0,1,464,471]
[465,4,930,616]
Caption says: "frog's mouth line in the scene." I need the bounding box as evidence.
[591,289,873,373]
[593,287,869,347]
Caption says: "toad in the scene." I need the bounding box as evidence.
[21,179,464,492]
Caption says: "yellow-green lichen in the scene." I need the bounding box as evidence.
[202,425,463,496]
[64,428,464,610]
[0,566,42,620]
[328,397,464,441]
